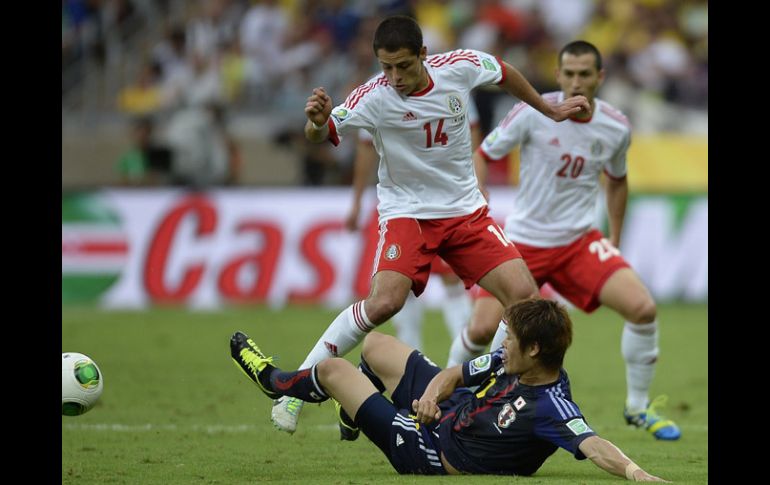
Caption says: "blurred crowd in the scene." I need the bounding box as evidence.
[62,0,708,187]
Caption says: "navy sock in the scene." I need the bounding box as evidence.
[269,364,329,403]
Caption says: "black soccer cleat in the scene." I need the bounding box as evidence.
[333,399,360,441]
[230,331,282,400]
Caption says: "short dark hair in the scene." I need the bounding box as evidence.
[373,15,422,56]
[559,40,602,71]
[505,298,573,371]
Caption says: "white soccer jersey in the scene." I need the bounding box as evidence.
[479,92,630,247]
[327,49,504,221]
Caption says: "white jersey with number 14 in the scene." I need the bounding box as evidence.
[328,49,505,222]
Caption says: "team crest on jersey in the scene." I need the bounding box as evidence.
[497,403,516,428]
[482,58,497,71]
[384,243,401,261]
[331,107,350,124]
[591,140,603,156]
[566,418,593,436]
[469,354,491,375]
[446,94,463,115]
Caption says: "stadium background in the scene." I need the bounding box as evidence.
[62,1,707,483]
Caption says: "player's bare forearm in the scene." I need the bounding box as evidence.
[605,176,628,248]
[412,366,463,424]
[498,61,590,121]
[304,120,329,142]
[304,87,333,143]
[472,150,489,201]
[579,436,669,482]
[346,141,377,230]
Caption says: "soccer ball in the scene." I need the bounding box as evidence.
[62,352,103,416]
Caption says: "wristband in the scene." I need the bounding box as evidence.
[312,120,326,130]
[624,462,640,481]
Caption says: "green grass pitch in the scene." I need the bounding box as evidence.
[62,303,707,484]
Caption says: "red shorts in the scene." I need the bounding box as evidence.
[430,257,453,275]
[373,206,521,296]
[474,229,629,312]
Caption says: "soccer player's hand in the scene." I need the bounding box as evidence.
[412,398,441,424]
[631,470,671,482]
[305,87,333,126]
[548,95,591,122]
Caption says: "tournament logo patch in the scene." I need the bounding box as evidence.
[566,418,593,436]
[484,130,499,146]
[331,107,350,124]
[497,403,516,428]
[469,354,491,375]
[446,94,463,115]
[482,58,497,71]
[384,243,401,261]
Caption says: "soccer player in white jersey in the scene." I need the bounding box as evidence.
[265,15,590,434]
[446,41,681,440]
[343,99,481,352]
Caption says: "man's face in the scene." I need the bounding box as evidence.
[556,52,604,103]
[501,326,532,375]
[377,46,428,95]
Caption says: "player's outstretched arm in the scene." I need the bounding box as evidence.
[304,87,333,143]
[579,436,670,482]
[412,365,463,425]
[498,61,590,122]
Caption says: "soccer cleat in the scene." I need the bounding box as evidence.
[230,331,282,400]
[271,395,304,434]
[624,395,681,441]
[333,399,360,441]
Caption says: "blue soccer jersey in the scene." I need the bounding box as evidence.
[437,349,596,475]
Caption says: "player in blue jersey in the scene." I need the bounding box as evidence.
[230,298,667,480]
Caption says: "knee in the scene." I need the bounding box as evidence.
[498,281,539,308]
[466,319,497,344]
[316,358,352,384]
[365,295,405,323]
[626,298,657,324]
[362,332,390,361]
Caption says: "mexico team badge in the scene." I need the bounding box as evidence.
[447,94,463,115]
[384,244,401,261]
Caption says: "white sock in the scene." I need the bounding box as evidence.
[392,293,424,350]
[447,326,487,367]
[299,301,374,369]
[489,320,508,351]
[621,321,659,412]
[440,281,473,339]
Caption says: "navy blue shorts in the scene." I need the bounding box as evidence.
[355,350,450,475]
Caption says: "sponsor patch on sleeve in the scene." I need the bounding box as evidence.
[566,418,593,436]
[469,355,491,375]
